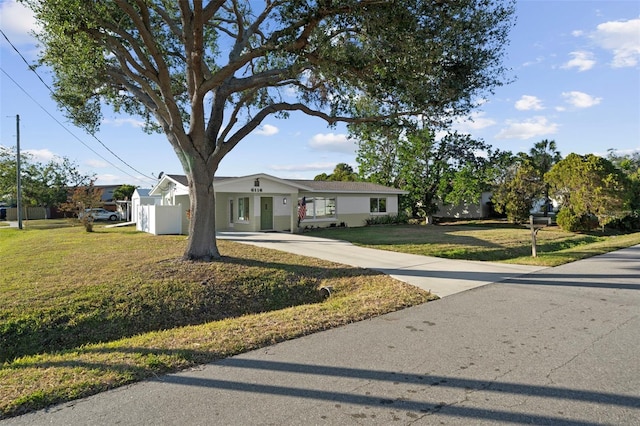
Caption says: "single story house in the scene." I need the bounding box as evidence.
[140,173,407,235]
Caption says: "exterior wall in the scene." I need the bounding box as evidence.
[136,205,183,235]
[215,193,231,231]
[298,193,400,228]
[216,177,298,195]
[132,195,160,224]
[175,194,190,235]
[216,193,294,232]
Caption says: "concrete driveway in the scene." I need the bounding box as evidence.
[217,231,545,298]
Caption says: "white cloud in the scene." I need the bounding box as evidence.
[94,174,126,184]
[453,111,496,133]
[561,51,596,71]
[522,56,545,67]
[23,148,56,162]
[85,159,110,168]
[515,95,544,111]
[495,116,558,140]
[269,162,337,172]
[308,132,355,154]
[255,124,279,136]
[0,0,40,45]
[592,18,640,68]
[102,117,146,128]
[561,91,602,109]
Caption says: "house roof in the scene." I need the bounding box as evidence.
[153,174,407,195]
[288,179,406,194]
[133,188,153,197]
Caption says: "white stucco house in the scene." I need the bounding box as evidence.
[139,173,407,235]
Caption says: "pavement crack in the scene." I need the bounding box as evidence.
[546,314,638,384]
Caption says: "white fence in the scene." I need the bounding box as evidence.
[136,205,183,235]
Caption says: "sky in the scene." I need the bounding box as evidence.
[1,0,639,188]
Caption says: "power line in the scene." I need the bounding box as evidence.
[1,67,152,183]
[1,28,157,184]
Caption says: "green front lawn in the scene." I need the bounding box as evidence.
[0,224,433,418]
[306,222,640,266]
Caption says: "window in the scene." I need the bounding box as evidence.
[229,199,234,224]
[370,198,387,213]
[238,197,250,221]
[313,197,336,219]
[298,197,336,220]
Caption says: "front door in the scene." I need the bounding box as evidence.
[260,197,273,230]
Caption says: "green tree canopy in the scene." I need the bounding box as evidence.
[113,184,137,201]
[529,139,562,216]
[24,0,515,260]
[490,140,563,222]
[314,163,358,182]
[607,149,640,211]
[490,153,542,223]
[353,121,494,219]
[546,153,631,230]
[0,146,92,208]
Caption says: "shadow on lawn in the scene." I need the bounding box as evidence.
[0,256,377,363]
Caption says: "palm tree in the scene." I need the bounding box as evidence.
[529,139,562,216]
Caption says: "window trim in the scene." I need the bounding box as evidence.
[237,196,250,222]
[370,197,387,214]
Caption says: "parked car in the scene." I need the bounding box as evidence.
[79,208,121,221]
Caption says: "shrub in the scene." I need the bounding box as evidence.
[606,212,640,232]
[365,212,409,226]
[556,208,599,232]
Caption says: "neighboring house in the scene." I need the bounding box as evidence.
[141,173,407,235]
[87,184,126,214]
[434,191,493,220]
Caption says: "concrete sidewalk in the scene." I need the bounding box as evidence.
[5,244,639,425]
[217,231,545,298]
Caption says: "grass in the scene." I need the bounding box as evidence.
[306,222,640,267]
[0,223,433,419]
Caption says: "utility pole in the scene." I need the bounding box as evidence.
[16,114,23,229]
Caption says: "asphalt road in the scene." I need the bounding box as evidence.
[3,243,639,425]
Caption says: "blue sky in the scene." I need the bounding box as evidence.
[1,0,639,188]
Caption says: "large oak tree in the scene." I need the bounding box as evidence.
[23,0,515,260]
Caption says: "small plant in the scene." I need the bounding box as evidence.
[79,213,94,232]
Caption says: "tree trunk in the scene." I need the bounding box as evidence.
[183,163,220,261]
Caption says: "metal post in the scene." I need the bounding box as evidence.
[16,115,23,230]
[530,216,537,257]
